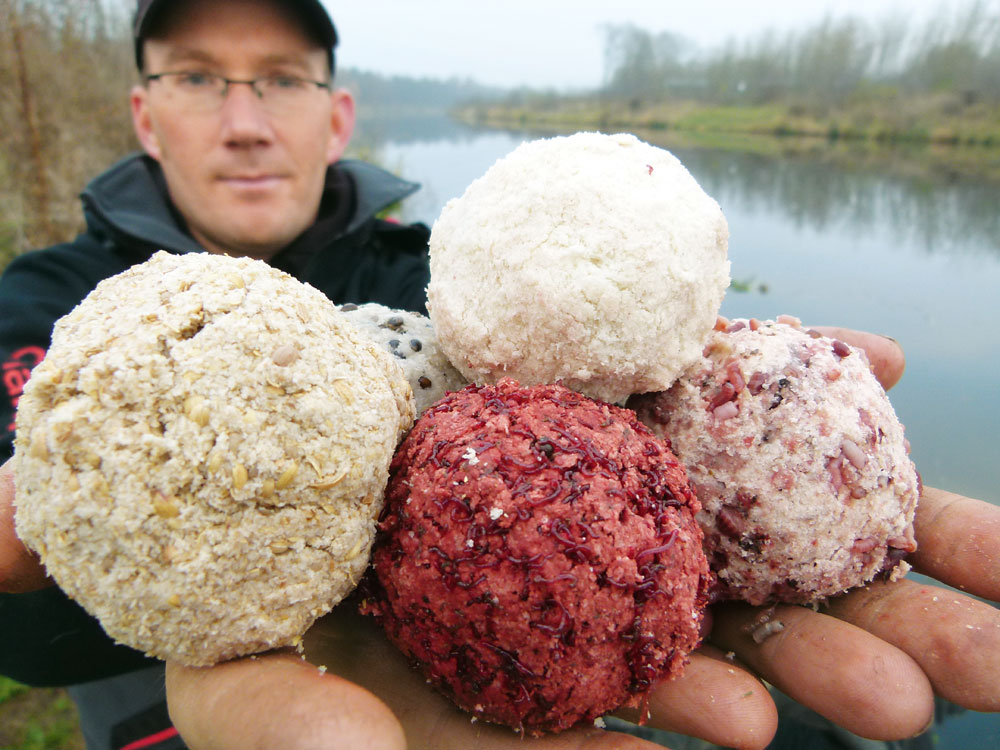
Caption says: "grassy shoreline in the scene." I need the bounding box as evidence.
[456,95,1000,181]
[458,92,1000,144]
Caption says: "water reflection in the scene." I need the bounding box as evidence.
[648,145,1000,257]
[354,110,488,148]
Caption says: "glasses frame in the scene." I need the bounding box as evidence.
[143,71,332,105]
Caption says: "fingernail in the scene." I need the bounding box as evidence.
[910,711,936,738]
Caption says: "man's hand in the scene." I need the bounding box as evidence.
[707,485,1000,742]
[166,644,408,750]
[0,458,50,593]
[167,481,1000,750]
[825,486,1000,711]
[168,606,775,750]
[697,328,999,741]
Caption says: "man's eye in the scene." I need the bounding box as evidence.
[267,76,306,90]
[178,72,216,88]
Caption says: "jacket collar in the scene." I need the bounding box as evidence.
[80,152,420,255]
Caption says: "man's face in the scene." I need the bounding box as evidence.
[131,0,354,259]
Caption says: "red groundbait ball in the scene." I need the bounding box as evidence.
[363,378,710,735]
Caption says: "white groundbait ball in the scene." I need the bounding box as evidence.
[339,302,468,415]
[630,318,919,606]
[13,251,414,666]
[427,131,730,405]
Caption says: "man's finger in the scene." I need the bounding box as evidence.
[168,645,659,750]
[615,646,778,750]
[909,486,1000,602]
[822,577,1000,712]
[809,326,906,391]
[0,458,51,593]
[709,602,934,740]
[166,650,407,750]
[304,607,676,749]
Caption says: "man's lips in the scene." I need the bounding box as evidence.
[218,174,286,190]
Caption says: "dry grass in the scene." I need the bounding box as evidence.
[1,0,138,265]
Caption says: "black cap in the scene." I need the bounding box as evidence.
[133,0,338,72]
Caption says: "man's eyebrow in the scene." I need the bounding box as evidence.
[156,47,220,69]
[255,53,318,73]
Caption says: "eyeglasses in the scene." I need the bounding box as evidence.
[144,71,331,115]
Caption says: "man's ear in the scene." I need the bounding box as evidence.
[326,88,356,165]
[131,84,163,161]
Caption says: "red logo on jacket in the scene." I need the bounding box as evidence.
[3,346,45,432]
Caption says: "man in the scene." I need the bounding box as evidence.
[0,0,427,747]
[1,1,998,749]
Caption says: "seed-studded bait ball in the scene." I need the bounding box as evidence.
[14,251,414,666]
[427,132,730,404]
[339,302,467,415]
[630,318,919,605]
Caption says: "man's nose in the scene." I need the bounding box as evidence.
[218,83,274,144]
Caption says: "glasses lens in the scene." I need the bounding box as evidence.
[159,73,226,113]
[256,77,320,114]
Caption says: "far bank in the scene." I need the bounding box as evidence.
[455,93,1000,182]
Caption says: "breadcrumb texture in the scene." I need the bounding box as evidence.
[364,378,709,735]
[427,132,730,404]
[13,251,414,666]
[340,302,467,415]
[630,319,919,605]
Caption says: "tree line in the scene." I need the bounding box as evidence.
[601,0,1000,106]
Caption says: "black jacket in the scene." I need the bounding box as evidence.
[0,153,430,686]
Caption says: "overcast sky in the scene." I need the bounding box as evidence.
[327,0,969,90]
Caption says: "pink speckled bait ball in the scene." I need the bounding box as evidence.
[630,318,919,606]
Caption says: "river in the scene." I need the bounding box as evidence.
[365,116,1000,748]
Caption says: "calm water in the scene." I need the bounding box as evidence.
[369,118,1000,747]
